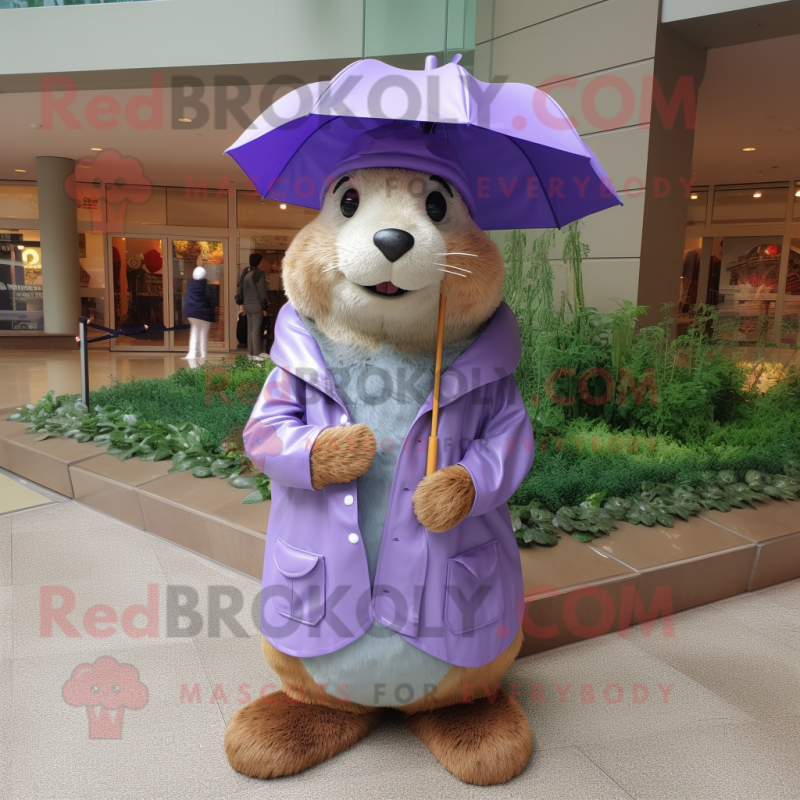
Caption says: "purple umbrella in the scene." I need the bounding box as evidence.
[225,54,622,230]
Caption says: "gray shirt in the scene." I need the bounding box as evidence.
[240,267,266,313]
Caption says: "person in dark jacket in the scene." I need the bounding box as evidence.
[184,266,214,364]
[238,253,267,359]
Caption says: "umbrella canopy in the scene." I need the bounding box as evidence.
[226,55,622,230]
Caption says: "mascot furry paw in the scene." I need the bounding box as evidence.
[222,49,619,786]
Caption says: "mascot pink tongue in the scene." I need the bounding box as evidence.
[222,54,621,786]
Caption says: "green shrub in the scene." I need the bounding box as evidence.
[90,355,271,443]
[504,226,800,545]
[9,357,274,504]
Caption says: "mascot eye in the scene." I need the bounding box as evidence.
[426,191,447,222]
[340,188,359,218]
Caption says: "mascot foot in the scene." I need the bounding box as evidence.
[404,689,532,785]
[225,692,383,778]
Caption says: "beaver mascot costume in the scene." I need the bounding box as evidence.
[224,124,534,786]
[222,53,620,786]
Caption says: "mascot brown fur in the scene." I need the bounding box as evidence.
[225,168,532,785]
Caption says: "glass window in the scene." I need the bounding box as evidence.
[76,182,101,226]
[716,236,782,342]
[167,187,228,228]
[0,229,44,331]
[793,181,800,222]
[111,236,165,346]
[679,237,702,311]
[712,183,788,225]
[677,236,703,335]
[364,0,447,57]
[780,237,800,344]
[686,188,708,226]
[706,237,723,306]
[81,295,106,332]
[236,192,318,228]
[447,0,476,51]
[79,232,105,289]
[106,185,167,227]
[0,183,39,220]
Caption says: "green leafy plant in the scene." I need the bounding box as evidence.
[510,502,560,547]
[502,225,800,546]
[10,379,271,504]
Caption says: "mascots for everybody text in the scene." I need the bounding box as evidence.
[222,55,620,785]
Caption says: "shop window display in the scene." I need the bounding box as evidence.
[779,238,800,344]
[0,230,44,331]
[111,237,164,345]
[717,236,783,341]
[79,231,106,328]
[793,181,800,222]
[706,238,724,306]
[677,237,702,334]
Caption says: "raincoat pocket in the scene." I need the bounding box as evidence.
[272,537,326,626]
[444,540,502,635]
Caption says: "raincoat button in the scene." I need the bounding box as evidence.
[344,495,354,506]
[340,414,348,424]
[348,533,359,544]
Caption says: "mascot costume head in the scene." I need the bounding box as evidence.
[223,55,620,786]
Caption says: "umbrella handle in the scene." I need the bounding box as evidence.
[426,290,447,476]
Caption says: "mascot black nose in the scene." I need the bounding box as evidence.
[373,228,415,262]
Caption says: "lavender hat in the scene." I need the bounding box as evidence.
[326,122,476,215]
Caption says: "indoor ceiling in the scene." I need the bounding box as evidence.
[691,32,800,187]
[0,60,352,191]
[0,81,301,189]
[1,39,798,199]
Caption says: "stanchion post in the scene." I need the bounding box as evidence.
[78,316,90,407]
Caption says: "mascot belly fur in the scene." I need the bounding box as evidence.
[297,325,468,706]
[224,156,535,785]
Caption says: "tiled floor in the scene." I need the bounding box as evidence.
[0,485,798,799]
[0,350,235,409]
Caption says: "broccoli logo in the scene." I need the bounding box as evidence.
[64,149,153,234]
[62,656,148,739]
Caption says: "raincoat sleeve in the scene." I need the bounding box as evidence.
[243,366,325,491]
[457,374,535,518]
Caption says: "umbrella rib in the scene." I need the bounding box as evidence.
[505,134,561,229]
[310,60,362,116]
[260,114,343,201]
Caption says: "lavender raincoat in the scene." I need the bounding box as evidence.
[243,301,535,669]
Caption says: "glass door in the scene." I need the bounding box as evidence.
[109,236,227,351]
[109,236,167,350]
[169,238,227,351]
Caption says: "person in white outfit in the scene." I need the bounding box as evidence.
[183,266,214,366]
